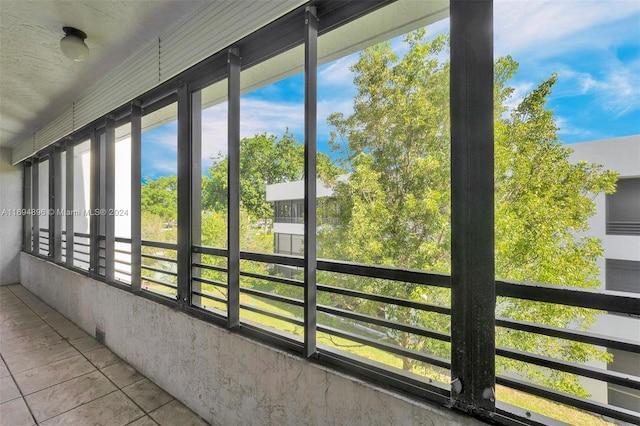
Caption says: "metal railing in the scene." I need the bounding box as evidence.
[140,239,178,298]
[31,222,640,422]
[186,246,640,424]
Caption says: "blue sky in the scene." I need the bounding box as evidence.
[141,0,640,179]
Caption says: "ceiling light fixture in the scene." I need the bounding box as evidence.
[60,27,89,61]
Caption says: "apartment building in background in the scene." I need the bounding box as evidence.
[569,135,640,411]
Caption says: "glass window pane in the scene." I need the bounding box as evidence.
[194,79,229,313]
[316,1,451,386]
[141,102,178,298]
[73,140,91,270]
[38,159,50,256]
[239,46,305,339]
[494,0,640,419]
[114,122,132,283]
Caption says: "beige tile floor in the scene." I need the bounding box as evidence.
[0,285,210,426]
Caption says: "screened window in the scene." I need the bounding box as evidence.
[607,178,640,235]
[606,259,640,294]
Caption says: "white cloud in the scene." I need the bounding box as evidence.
[240,98,304,139]
[201,103,228,164]
[555,116,596,140]
[553,60,640,117]
[199,98,306,168]
[503,81,535,113]
[319,55,357,86]
[494,0,640,57]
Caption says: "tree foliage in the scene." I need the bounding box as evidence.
[202,132,341,220]
[141,175,178,222]
[318,29,617,394]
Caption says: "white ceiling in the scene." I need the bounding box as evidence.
[0,0,206,148]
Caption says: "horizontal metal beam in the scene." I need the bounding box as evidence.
[497,376,640,424]
[317,305,451,343]
[318,284,451,315]
[318,259,451,288]
[318,325,451,370]
[497,347,640,390]
[496,317,639,354]
[496,280,640,315]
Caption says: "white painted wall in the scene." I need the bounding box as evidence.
[0,147,22,285]
[569,135,640,405]
[266,179,334,202]
[20,253,484,426]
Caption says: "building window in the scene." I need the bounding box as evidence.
[607,347,640,412]
[274,200,304,224]
[606,177,640,235]
[606,259,640,294]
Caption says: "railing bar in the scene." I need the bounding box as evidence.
[240,270,304,287]
[497,376,639,424]
[240,303,305,327]
[141,265,178,277]
[317,259,451,288]
[496,318,640,353]
[239,287,304,307]
[141,253,178,263]
[142,286,178,299]
[496,347,640,390]
[318,305,451,343]
[318,284,450,315]
[141,276,178,290]
[192,245,228,257]
[496,280,640,315]
[192,276,228,288]
[141,239,178,250]
[318,324,451,370]
[240,250,305,268]
[192,290,227,306]
[192,262,227,273]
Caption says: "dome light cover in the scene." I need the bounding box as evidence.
[60,27,89,61]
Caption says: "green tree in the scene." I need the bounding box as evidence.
[141,174,178,222]
[197,208,273,306]
[319,29,617,395]
[202,132,342,220]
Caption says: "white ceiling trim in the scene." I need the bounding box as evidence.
[12,0,305,164]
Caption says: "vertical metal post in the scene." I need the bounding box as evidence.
[105,117,116,282]
[23,161,32,253]
[303,6,318,357]
[450,0,495,414]
[52,146,62,262]
[65,141,74,268]
[32,159,40,256]
[98,132,107,276]
[191,90,203,308]
[131,103,142,292]
[89,129,100,274]
[227,48,241,329]
[177,85,193,306]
